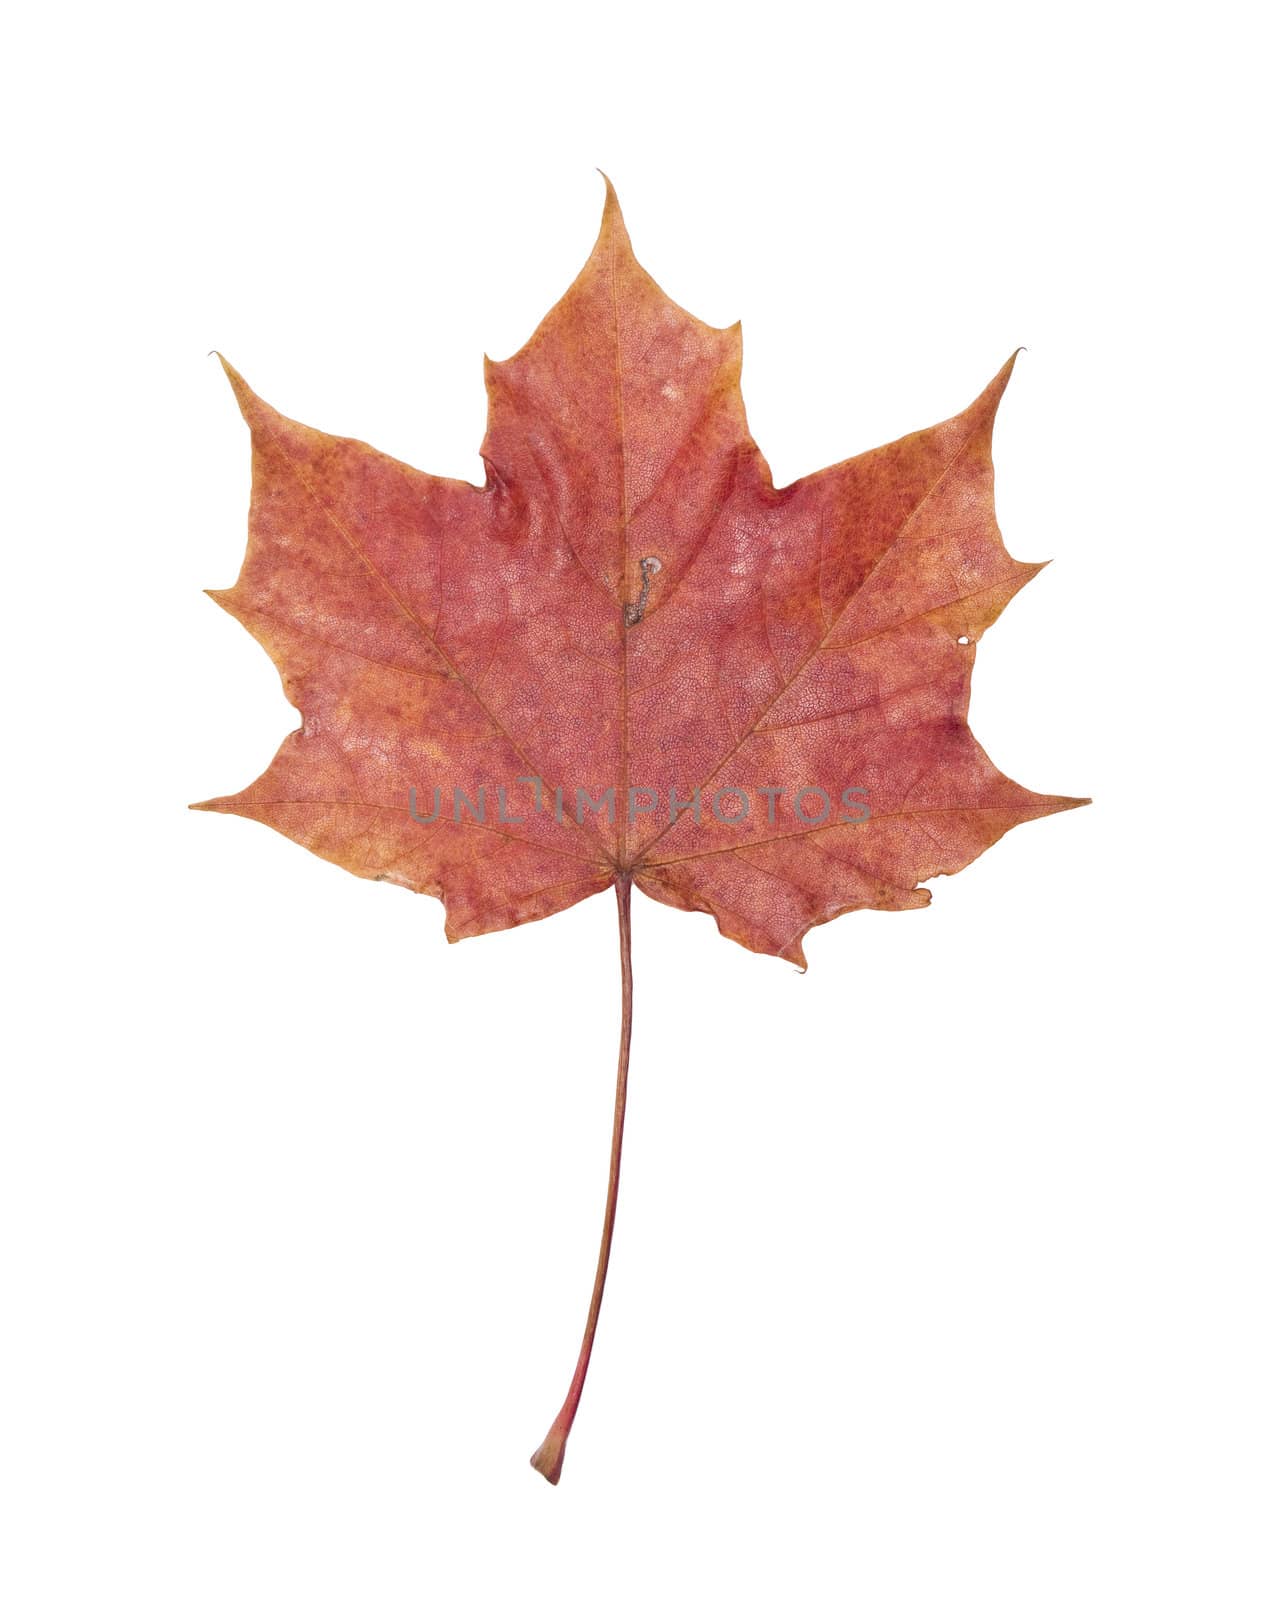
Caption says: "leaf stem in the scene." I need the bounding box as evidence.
[530,873,634,1484]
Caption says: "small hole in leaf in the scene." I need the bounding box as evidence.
[957,635,971,646]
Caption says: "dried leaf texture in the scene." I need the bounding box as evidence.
[197,180,1084,963]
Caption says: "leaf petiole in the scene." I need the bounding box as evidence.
[530,873,634,1484]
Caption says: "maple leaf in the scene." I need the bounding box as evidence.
[196,178,1086,1482]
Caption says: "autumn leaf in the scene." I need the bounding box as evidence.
[196,177,1086,1483]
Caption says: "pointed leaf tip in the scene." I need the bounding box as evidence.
[995,347,1021,392]
[964,349,1023,430]
[212,354,269,428]
[594,170,631,254]
[213,350,245,397]
[596,167,619,209]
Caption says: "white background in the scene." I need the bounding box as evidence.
[3,3,1267,1596]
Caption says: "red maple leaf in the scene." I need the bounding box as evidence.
[197,178,1086,1482]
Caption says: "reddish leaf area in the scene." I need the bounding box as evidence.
[197,179,1085,1482]
[196,180,1084,966]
